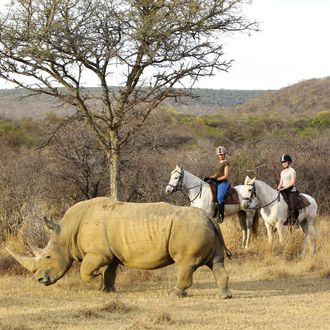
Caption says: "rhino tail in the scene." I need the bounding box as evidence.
[208,217,232,260]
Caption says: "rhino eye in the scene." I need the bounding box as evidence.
[45,255,51,259]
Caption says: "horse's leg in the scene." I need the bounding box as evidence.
[237,211,247,248]
[264,222,273,245]
[300,219,308,257]
[300,218,315,257]
[245,212,255,249]
[276,222,285,244]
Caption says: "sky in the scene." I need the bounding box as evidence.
[0,0,329,91]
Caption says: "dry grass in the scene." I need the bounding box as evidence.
[0,216,329,329]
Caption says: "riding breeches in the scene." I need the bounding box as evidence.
[217,181,230,204]
[281,189,298,211]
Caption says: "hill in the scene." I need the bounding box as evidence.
[229,77,330,116]
[0,76,330,118]
[0,87,268,119]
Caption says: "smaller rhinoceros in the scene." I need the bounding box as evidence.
[7,197,232,299]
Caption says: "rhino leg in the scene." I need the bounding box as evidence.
[169,265,194,298]
[208,258,232,299]
[80,253,112,289]
[99,261,119,292]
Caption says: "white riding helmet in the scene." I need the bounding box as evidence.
[216,146,227,155]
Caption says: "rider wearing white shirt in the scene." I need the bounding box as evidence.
[277,154,299,225]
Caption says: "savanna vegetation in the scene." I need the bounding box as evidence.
[0,0,258,200]
[0,77,329,329]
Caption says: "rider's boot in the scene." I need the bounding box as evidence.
[213,203,219,218]
[218,203,225,224]
[293,208,300,228]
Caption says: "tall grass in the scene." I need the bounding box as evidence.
[220,215,330,279]
[0,216,329,286]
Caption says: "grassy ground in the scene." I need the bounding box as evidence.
[0,216,329,330]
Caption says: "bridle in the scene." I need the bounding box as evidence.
[242,183,258,210]
[243,183,281,209]
[167,168,205,203]
[166,169,184,193]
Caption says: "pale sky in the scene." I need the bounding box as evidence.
[0,0,329,90]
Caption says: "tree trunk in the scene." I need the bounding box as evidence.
[108,150,120,200]
[107,131,120,200]
[0,218,3,243]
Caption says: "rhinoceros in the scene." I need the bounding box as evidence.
[7,197,232,299]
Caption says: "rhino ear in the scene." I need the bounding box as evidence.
[44,216,61,234]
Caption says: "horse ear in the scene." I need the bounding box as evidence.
[251,177,256,183]
[244,176,250,185]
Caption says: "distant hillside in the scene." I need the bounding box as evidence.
[0,87,269,119]
[229,77,330,116]
[165,88,270,114]
[0,89,68,119]
[1,77,330,118]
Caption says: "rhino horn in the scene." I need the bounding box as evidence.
[27,241,43,257]
[44,216,61,233]
[5,247,36,273]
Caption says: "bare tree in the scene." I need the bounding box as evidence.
[40,116,108,200]
[0,0,258,199]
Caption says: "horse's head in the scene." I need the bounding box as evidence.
[241,176,257,210]
[165,165,184,195]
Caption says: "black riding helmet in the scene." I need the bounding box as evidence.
[281,154,292,164]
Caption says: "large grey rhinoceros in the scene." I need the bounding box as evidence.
[7,197,232,299]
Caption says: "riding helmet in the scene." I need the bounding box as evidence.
[280,154,292,163]
[216,146,227,155]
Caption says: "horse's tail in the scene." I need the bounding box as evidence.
[208,217,232,260]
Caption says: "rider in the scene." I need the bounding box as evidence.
[209,146,230,222]
[277,154,299,227]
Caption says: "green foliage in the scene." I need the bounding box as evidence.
[0,117,40,147]
[311,111,330,127]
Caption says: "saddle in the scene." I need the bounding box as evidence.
[281,192,311,209]
[208,181,240,205]
[281,192,311,228]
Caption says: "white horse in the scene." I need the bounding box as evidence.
[165,165,259,249]
[241,176,318,256]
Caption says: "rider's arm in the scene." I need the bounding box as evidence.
[217,165,230,181]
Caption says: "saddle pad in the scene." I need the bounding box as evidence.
[208,182,240,205]
[298,194,311,209]
[282,193,311,209]
[224,187,240,205]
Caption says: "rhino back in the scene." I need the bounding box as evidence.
[104,203,216,269]
[107,203,177,269]
[60,199,215,270]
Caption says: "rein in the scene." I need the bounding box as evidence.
[244,183,281,209]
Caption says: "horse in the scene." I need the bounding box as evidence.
[165,165,259,249]
[241,176,318,256]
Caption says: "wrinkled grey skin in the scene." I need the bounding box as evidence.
[7,197,232,299]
